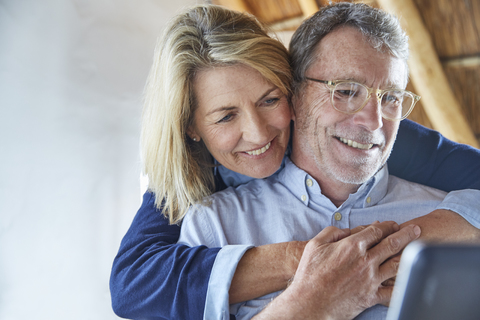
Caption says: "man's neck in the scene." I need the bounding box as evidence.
[290,141,361,208]
[301,164,360,207]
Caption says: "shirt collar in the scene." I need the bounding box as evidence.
[278,157,389,208]
[217,154,289,188]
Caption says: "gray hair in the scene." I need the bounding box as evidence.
[289,2,409,93]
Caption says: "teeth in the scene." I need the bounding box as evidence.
[246,142,271,156]
[339,137,373,150]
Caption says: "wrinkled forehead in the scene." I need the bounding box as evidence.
[307,27,408,89]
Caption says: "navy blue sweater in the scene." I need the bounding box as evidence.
[110,120,480,320]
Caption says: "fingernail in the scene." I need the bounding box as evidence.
[413,225,421,237]
[392,222,399,231]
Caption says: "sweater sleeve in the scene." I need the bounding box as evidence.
[388,119,480,192]
[110,192,220,320]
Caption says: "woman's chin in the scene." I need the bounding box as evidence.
[239,160,282,179]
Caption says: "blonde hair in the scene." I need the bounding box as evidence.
[141,4,292,224]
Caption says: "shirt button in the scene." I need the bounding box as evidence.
[366,197,371,204]
[301,195,307,202]
[306,179,313,187]
[334,212,342,221]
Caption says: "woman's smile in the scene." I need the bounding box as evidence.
[244,141,271,156]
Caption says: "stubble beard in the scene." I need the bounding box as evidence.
[313,125,392,186]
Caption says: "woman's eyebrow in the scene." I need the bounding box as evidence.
[256,87,279,103]
[205,106,236,117]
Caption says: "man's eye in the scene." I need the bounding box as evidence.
[383,93,401,104]
[337,90,355,97]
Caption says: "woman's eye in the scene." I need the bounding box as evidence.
[263,97,280,105]
[217,114,233,123]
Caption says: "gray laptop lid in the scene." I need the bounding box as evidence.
[386,241,480,320]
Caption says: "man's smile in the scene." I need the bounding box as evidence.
[338,137,374,150]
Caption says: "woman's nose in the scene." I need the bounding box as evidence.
[242,110,269,144]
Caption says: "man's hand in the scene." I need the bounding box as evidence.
[253,221,421,320]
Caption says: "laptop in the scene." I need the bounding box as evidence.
[386,241,480,320]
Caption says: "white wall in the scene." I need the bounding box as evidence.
[0,0,197,318]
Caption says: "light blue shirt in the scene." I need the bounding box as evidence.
[179,158,480,320]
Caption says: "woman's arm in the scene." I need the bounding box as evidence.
[110,191,305,318]
[388,119,480,191]
[111,120,480,319]
[389,119,480,243]
[110,192,220,320]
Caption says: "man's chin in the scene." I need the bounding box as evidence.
[329,161,382,185]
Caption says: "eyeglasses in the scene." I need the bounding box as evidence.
[305,78,421,121]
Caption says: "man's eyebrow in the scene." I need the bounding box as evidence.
[341,77,403,89]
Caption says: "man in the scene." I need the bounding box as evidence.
[178,3,480,319]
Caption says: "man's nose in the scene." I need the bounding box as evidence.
[242,110,269,144]
[352,94,383,131]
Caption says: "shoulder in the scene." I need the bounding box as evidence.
[387,175,447,200]
[210,176,279,204]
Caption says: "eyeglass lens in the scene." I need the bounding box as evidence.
[332,82,413,120]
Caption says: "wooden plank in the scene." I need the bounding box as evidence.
[378,0,479,147]
[444,63,480,136]
[244,0,303,24]
[413,0,480,58]
[406,82,433,129]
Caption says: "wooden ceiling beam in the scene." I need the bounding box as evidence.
[213,0,250,13]
[378,0,479,147]
[298,0,319,17]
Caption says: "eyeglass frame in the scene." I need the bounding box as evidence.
[305,78,421,121]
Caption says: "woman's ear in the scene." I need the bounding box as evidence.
[187,126,201,142]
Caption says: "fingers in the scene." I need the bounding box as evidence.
[351,224,368,235]
[377,286,393,307]
[311,226,351,244]
[369,224,421,264]
[348,221,400,251]
[378,255,401,282]
[381,277,396,287]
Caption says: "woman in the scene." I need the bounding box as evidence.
[110,4,480,319]
[141,3,293,225]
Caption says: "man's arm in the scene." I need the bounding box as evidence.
[253,222,421,320]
